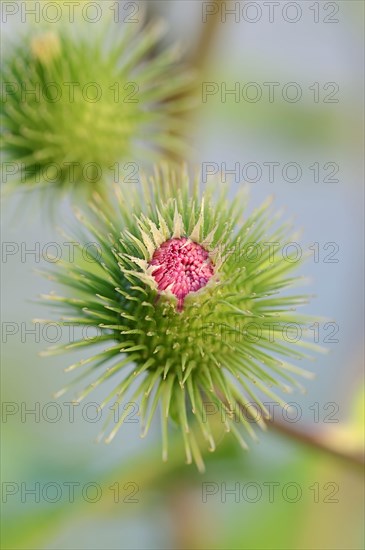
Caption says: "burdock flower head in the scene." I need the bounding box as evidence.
[1,13,194,194]
[41,166,321,471]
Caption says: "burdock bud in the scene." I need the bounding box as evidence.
[40,166,322,471]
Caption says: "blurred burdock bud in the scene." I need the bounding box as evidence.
[1,10,195,196]
[30,32,61,65]
[40,166,323,471]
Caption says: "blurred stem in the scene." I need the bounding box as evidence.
[146,0,225,163]
[268,419,364,469]
[234,398,364,469]
[188,0,224,70]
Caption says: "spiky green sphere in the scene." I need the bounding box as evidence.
[1,18,193,194]
[41,166,320,470]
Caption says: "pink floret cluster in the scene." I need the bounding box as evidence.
[149,237,214,311]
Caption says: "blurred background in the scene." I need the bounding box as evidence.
[1,1,364,548]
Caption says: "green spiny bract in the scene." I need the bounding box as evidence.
[1,16,194,195]
[40,166,322,471]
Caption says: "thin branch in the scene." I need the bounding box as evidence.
[234,398,364,469]
[268,418,365,469]
[188,0,224,70]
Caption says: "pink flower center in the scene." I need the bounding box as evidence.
[150,238,214,311]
